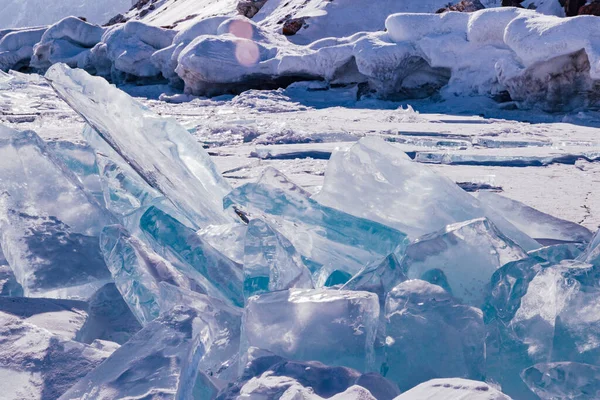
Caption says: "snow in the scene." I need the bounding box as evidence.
[394,378,512,399]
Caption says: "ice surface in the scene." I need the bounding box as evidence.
[59,306,215,400]
[528,243,585,264]
[242,289,379,372]
[394,378,512,400]
[0,125,112,299]
[198,223,247,264]
[225,167,409,277]
[313,137,540,251]
[46,64,235,228]
[140,206,245,307]
[402,218,527,306]
[477,191,592,244]
[243,219,313,299]
[0,312,112,400]
[384,280,485,391]
[521,362,600,400]
[0,248,22,296]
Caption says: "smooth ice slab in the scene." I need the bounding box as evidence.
[0,312,112,400]
[394,378,512,400]
[242,288,379,372]
[140,206,244,307]
[477,191,592,244]
[521,362,600,400]
[59,306,215,400]
[402,218,527,307]
[243,219,313,299]
[225,167,409,277]
[313,137,540,251]
[0,125,112,299]
[384,280,485,391]
[46,64,235,228]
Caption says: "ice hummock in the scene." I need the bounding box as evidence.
[402,217,528,307]
[313,137,541,251]
[225,167,409,277]
[0,124,112,299]
[46,64,236,229]
[384,280,485,391]
[242,289,379,373]
[59,306,216,400]
[243,219,313,299]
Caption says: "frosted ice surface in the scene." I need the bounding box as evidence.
[225,167,409,277]
[0,248,22,296]
[384,280,485,391]
[243,288,379,372]
[0,312,111,400]
[0,125,112,299]
[393,378,512,400]
[46,64,235,228]
[140,206,244,307]
[521,362,600,400]
[477,191,592,244]
[402,218,527,307]
[59,306,215,400]
[243,219,313,299]
[314,137,540,251]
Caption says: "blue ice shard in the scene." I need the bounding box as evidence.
[402,217,528,307]
[140,206,244,307]
[313,136,540,251]
[224,167,409,277]
[242,288,379,373]
[59,306,216,400]
[159,283,242,381]
[0,125,112,299]
[384,280,485,391]
[522,362,600,400]
[46,64,235,228]
[243,219,313,299]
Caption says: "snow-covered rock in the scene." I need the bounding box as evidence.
[31,17,106,72]
[0,27,46,71]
